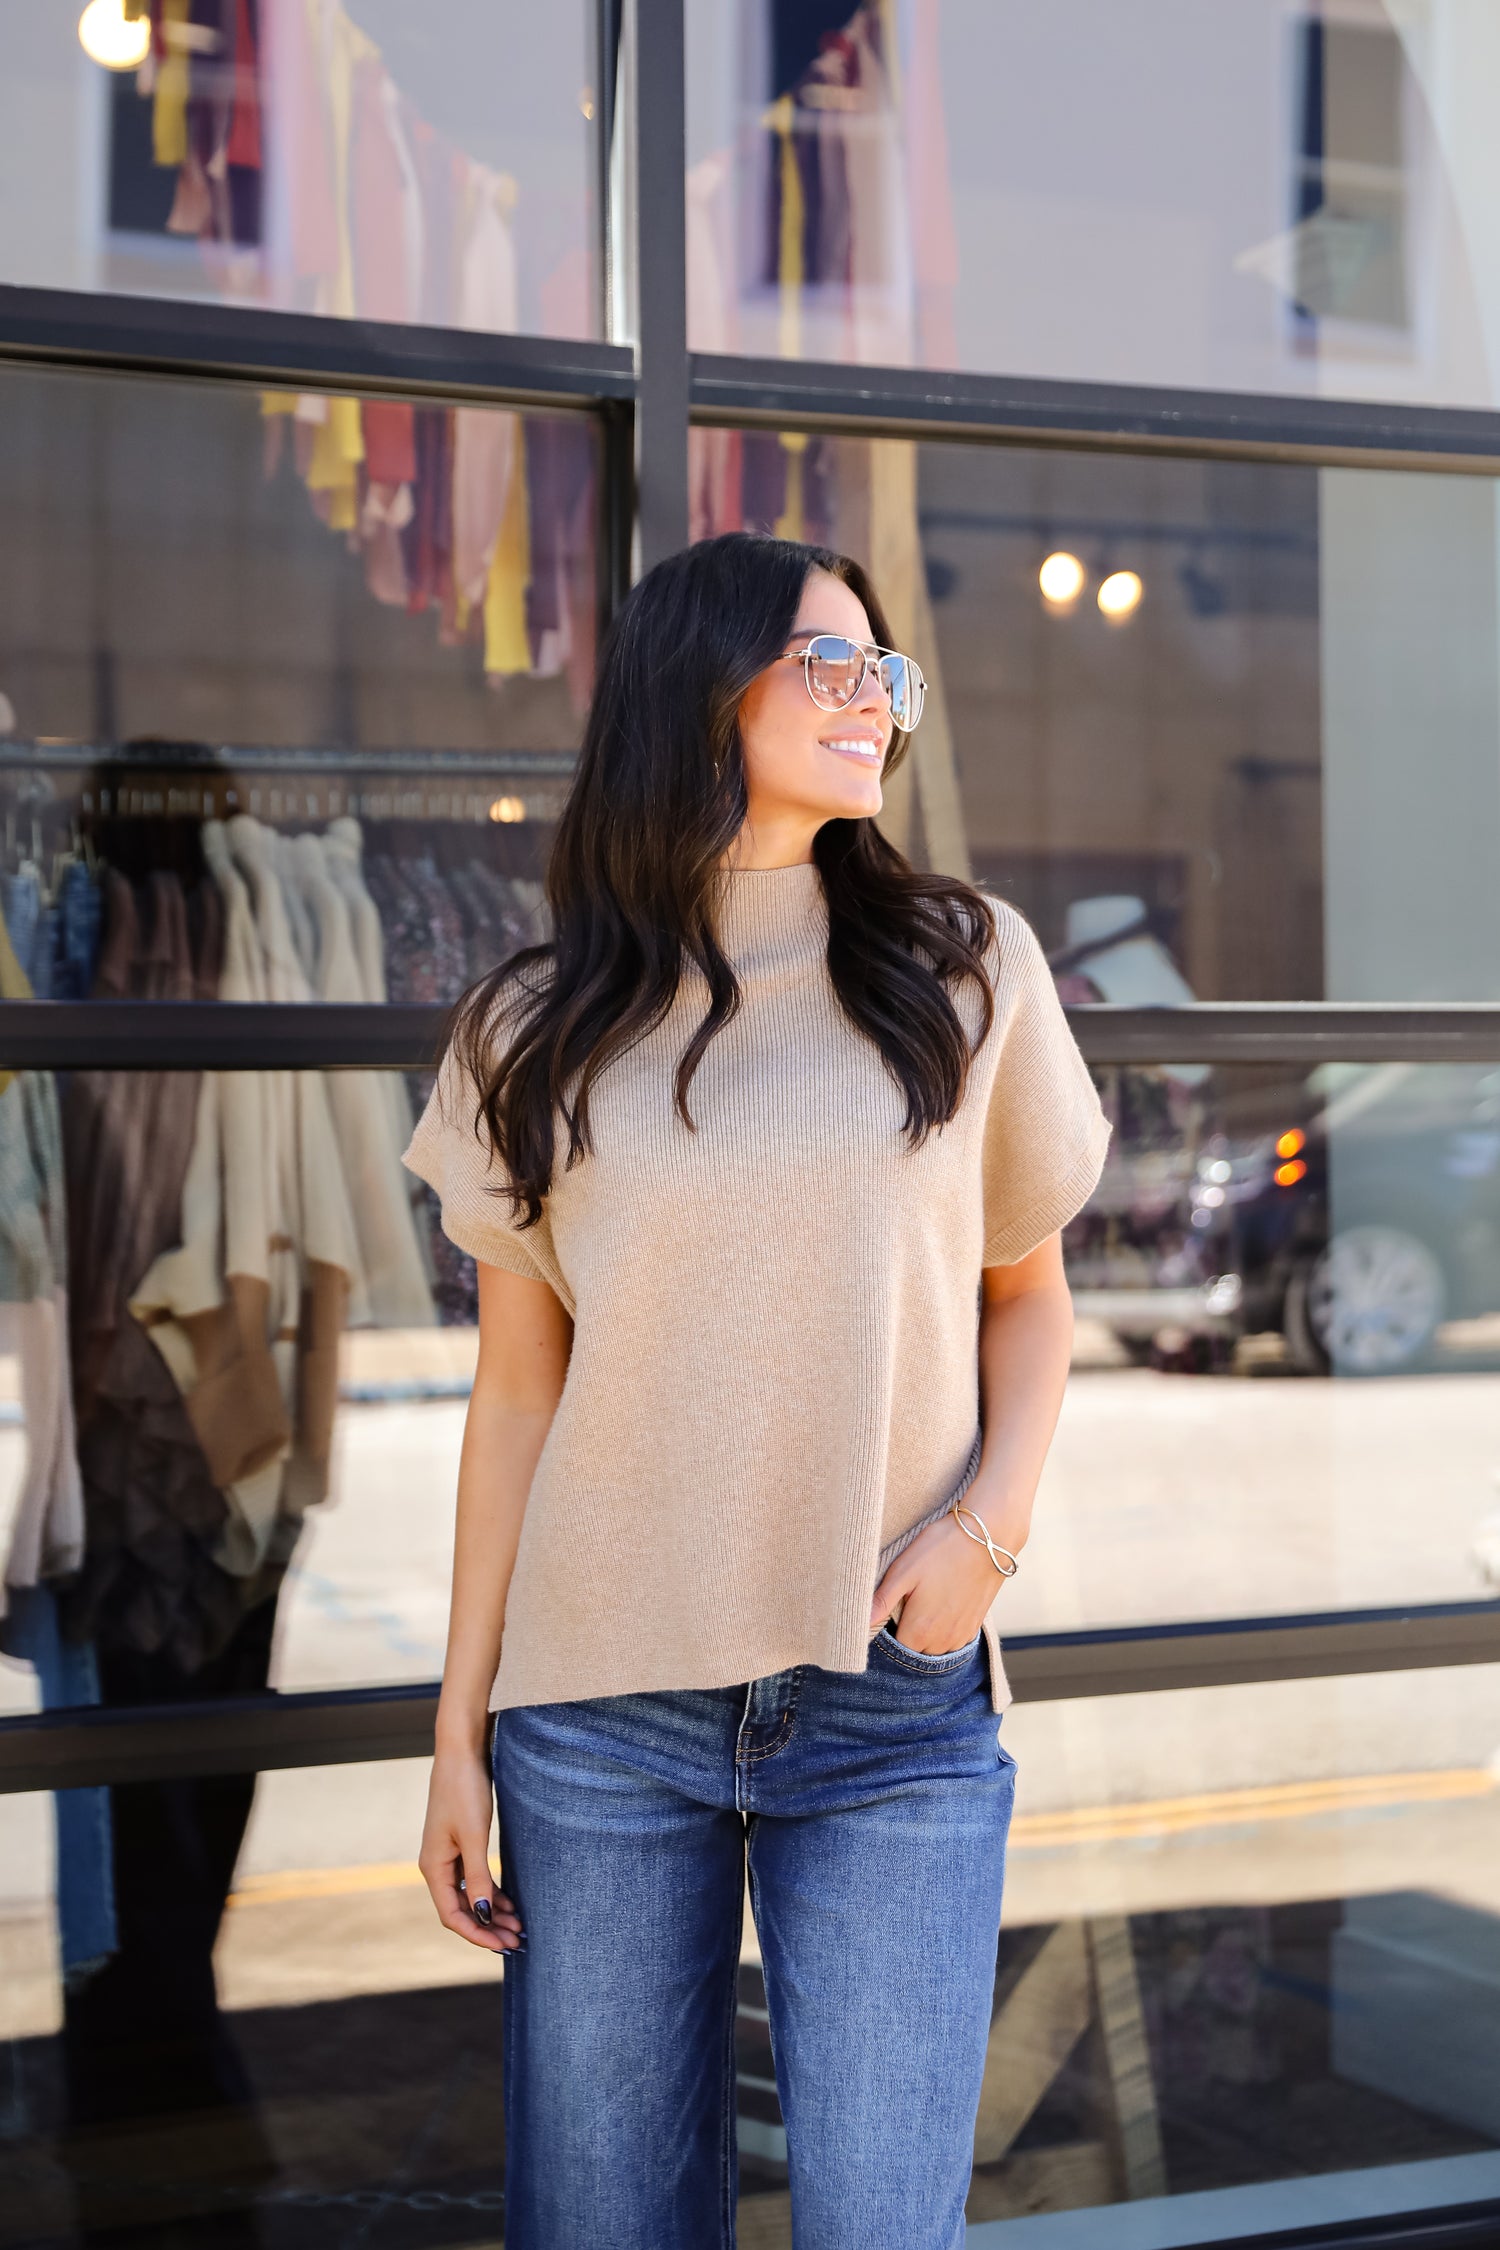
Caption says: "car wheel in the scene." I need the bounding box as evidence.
[1284,1225,1446,1375]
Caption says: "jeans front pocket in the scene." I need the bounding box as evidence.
[874,1625,983,1676]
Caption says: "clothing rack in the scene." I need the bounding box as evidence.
[0,743,575,829]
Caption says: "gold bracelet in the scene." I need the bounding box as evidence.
[950,1502,1020,1579]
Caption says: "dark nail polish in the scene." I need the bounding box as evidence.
[472,1897,493,1928]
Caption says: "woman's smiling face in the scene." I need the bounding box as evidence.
[734,568,894,848]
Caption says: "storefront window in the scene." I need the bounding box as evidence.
[692,425,1500,1007]
[3,1,599,340]
[687,1,1500,411]
[7,1044,1498,1745]
[6,12,1500,2242]
[0,362,594,1006]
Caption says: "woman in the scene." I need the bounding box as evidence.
[405,532,1110,2249]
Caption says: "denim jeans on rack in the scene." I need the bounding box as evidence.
[492,1632,1016,2250]
[0,1583,117,1983]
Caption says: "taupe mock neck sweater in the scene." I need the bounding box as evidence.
[404,863,1110,1715]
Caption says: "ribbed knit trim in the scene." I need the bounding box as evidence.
[715,859,826,959]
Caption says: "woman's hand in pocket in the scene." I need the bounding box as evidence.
[870,1507,1020,1653]
[418,1741,524,1955]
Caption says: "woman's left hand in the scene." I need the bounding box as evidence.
[869,1503,1026,1654]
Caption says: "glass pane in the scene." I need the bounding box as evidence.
[688,1,1500,410]
[5,1675,1500,2244]
[5,0,598,339]
[5,1046,1499,1731]
[0,358,594,1002]
[0,1071,475,1715]
[1043,1056,1500,1629]
[690,425,1500,1004]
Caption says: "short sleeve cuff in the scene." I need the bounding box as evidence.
[432,1200,549,1282]
[400,1140,549,1283]
[982,1108,1111,1268]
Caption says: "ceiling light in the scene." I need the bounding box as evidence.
[1097,569,1143,619]
[78,0,151,68]
[1038,551,1086,606]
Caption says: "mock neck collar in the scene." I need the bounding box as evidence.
[714,859,826,956]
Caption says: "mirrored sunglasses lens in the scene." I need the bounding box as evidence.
[805,635,863,709]
[879,655,922,729]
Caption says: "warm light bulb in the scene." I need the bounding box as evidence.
[1097,569,1144,619]
[1038,551,1086,606]
[489,795,527,824]
[78,0,151,68]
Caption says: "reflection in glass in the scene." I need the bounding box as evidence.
[0,361,598,763]
[4,1669,1500,2242]
[5,0,598,339]
[692,424,1500,1016]
[694,424,1326,998]
[0,359,595,1013]
[1036,1055,1500,1639]
[688,0,1500,412]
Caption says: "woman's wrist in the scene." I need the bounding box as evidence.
[960,1484,1032,1554]
[434,1695,492,1759]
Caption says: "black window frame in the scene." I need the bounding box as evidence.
[2,0,1499,1769]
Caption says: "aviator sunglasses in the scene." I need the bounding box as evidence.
[779,633,927,733]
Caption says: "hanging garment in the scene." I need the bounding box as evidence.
[321,823,431,1284]
[2,865,52,998]
[0,995,83,1594]
[364,853,436,1003]
[305,392,365,532]
[68,876,208,1407]
[227,815,364,1542]
[60,869,243,1674]
[843,5,916,366]
[524,418,594,676]
[350,47,415,323]
[51,858,102,1002]
[322,1,381,321]
[905,0,959,366]
[0,907,28,1093]
[396,851,468,1005]
[272,0,340,289]
[134,818,365,1575]
[0,1584,117,1986]
[283,830,435,1329]
[405,108,458,326]
[451,164,520,608]
[321,816,387,1003]
[130,825,291,1580]
[445,861,506,982]
[484,445,532,678]
[225,0,263,171]
[362,852,477,1327]
[402,406,455,617]
[152,0,193,168]
[686,151,744,541]
[271,828,319,982]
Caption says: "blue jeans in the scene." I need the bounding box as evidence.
[492,1631,1017,2250]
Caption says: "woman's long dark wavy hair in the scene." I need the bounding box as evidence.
[449,531,997,1227]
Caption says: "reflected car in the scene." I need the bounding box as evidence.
[1063,1069,1247,1365]
[1185,1063,1500,1373]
